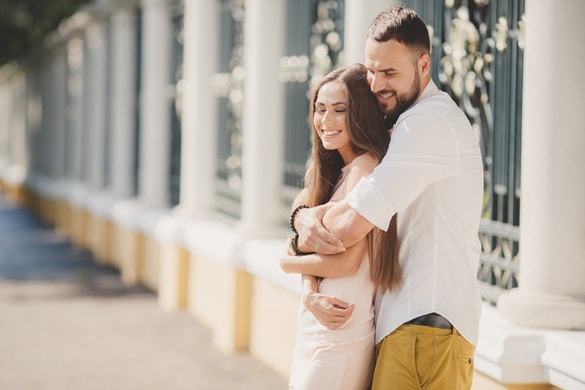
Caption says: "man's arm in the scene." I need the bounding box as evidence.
[322,200,374,249]
[293,154,381,254]
[293,199,374,254]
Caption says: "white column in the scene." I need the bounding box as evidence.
[343,0,393,65]
[178,0,219,217]
[109,3,137,199]
[138,0,172,208]
[26,68,43,174]
[2,70,28,184]
[51,47,68,179]
[239,0,286,235]
[498,0,585,329]
[84,17,109,190]
[13,73,28,175]
[66,36,85,181]
[0,75,8,170]
[38,63,53,177]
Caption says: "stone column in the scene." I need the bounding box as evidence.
[109,2,137,199]
[38,61,53,177]
[84,16,109,190]
[66,36,85,182]
[178,0,219,217]
[51,47,68,179]
[498,0,585,329]
[0,74,8,171]
[343,0,392,65]
[13,73,28,177]
[2,70,28,186]
[138,0,172,208]
[239,0,286,235]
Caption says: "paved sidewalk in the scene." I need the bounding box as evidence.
[0,194,288,390]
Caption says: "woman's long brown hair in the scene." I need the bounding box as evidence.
[304,63,401,293]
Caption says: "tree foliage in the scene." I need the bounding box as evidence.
[0,0,90,66]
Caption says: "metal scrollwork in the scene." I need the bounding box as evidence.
[309,0,344,88]
[494,16,508,52]
[169,0,184,206]
[436,0,525,303]
[440,6,482,100]
[211,0,245,192]
[281,0,345,194]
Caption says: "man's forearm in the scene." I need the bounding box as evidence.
[322,200,374,248]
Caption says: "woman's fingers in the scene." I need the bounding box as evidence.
[325,303,354,329]
[304,292,355,330]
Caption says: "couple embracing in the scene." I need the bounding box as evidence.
[280,6,482,390]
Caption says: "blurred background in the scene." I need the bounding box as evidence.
[0,0,584,389]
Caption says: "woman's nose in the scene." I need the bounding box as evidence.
[321,110,332,126]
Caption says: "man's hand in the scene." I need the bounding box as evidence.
[295,204,345,254]
[302,290,354,330]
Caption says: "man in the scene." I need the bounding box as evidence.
[291,6,483,389]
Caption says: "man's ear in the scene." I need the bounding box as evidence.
[418,52,431,76]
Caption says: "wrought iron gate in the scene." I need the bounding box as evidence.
[210,0,524,303]
[169,0,184,207]
[213,0,245,218]
[281,0,345,199]
[401,0,525,304]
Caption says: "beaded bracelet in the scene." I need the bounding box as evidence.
[288,234,314,256]
[289,204,309,234]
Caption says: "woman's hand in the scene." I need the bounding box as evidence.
[301,275,354,329]
[295,204,345,255]
[302,290,354,330]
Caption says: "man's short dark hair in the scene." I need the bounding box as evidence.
[366,7,430,55]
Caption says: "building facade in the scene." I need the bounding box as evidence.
[0,0,584,388]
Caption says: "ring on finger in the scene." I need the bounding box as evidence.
[328,321,335,328]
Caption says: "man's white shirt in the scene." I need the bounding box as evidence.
[346,80,483,345]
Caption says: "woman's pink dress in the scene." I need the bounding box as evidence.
[288,163,376,390]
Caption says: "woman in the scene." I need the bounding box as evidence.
[280,63,400,390]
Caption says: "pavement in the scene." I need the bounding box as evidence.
[0,193,288,390]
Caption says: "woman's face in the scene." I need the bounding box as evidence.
[313,80,355,164]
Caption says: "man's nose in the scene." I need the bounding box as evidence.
[369,74,382,93]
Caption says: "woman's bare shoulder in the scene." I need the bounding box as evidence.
[351,152,380,172]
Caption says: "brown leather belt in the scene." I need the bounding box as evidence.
[405,313,453,330]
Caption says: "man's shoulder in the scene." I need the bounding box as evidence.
[413,88,458,113]
[402,89,467,126]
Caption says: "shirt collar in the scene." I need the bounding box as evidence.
[393,80,438,126]
[414,79,438,105]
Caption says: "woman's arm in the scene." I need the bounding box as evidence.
[295,153,379,253]
[280,237,367,278]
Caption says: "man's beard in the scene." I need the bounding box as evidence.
[381,71,421,129]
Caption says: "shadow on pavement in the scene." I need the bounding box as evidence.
[0,198,152,301]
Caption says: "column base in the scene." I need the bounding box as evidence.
[498,288,585,330]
